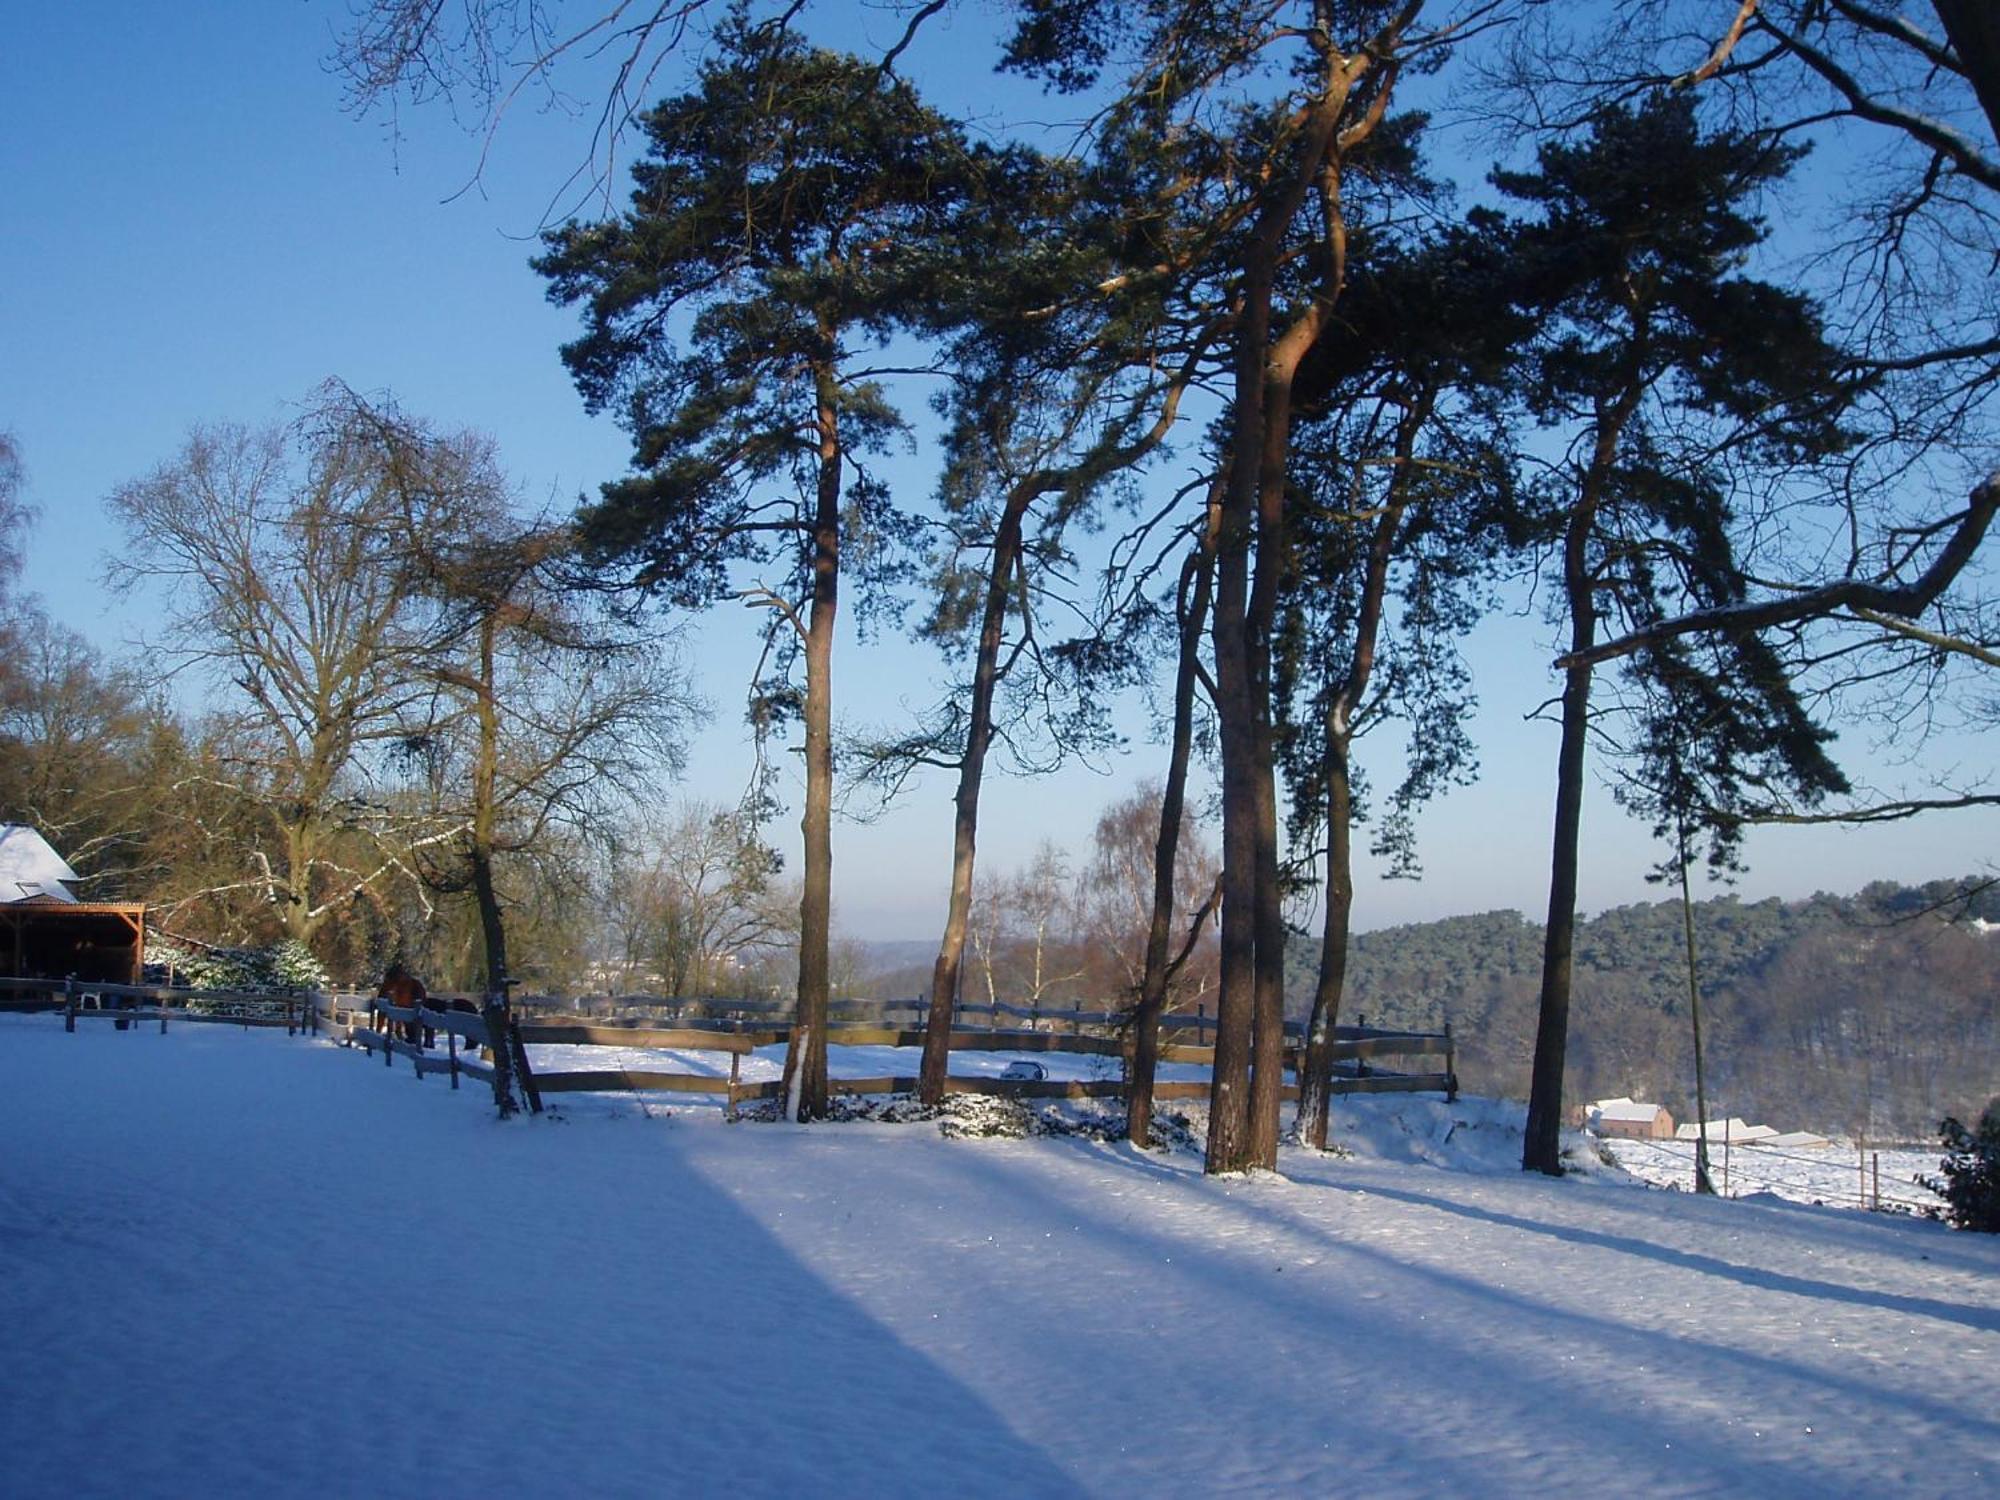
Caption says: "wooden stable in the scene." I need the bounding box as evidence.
[0,901,146,987]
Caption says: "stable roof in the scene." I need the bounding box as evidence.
[0,824,80,904]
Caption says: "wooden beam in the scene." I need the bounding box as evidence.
[516,1023,754,1054]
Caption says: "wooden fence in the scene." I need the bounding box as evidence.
[0,975,312,1034]
[314,992,1457,1114]
[4,978,1456,1116]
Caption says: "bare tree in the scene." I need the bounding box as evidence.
[604,799,787,997]
[1079,782,1219,1006]
[0,432,27,603]
[0,621,159,888]
[107,384,466,948]
[399,507,699,997]
[1000,841,1087,1014]
[331,0,723,218]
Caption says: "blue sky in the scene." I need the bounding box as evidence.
[4,1,1994,940]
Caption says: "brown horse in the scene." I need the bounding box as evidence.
[375,961,431,1047]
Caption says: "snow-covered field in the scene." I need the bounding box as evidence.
[3,1015,1995,1498]
[1602,1135,1947,1216]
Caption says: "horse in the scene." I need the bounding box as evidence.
[375,961,432,1047]
[374,963,487,1051]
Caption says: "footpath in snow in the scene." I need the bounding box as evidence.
[1,1015,1994,1498]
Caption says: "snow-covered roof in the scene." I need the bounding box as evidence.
[1590,1097,1666,1123]
[0,825,80,904]
[1758,1132,1833,1150]
[1676,1118,1777,1143]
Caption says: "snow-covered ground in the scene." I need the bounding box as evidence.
[3,1014,1995,1498]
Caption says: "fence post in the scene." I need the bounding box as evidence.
[726,1050,741,1122]
[1872,1152,1881,1211]
[1444,1020,1458,1103]
[65,976,76,1033]
[159,987,169,1034]
[447,1026,459,1090]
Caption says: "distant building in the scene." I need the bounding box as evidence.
[1587,1097,1677,1140]
[1675,1117,1779,1145]
[0,824,145,986]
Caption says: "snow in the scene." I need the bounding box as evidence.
[3,1015,1996,1498]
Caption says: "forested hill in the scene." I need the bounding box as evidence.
[1293,879,2000,1140]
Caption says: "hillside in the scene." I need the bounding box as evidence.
[1304,879,2000,1139]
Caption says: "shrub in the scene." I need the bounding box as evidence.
[144,938,327,993]
[1919,1100,2000,1232]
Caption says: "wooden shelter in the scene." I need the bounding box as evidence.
[0,825,145,985]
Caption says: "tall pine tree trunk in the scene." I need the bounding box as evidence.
[783,360,840,1123]
[1246,300,1328,1167]
[1202,32,1391,1173]
[1296,738,1355,1149]
[1523,644,1592,1175]
[1523,390,1634,1174]
[920,370,1201,1107]
[1296,400,1424,1149]
[1208,341,1269,1174]
[920,497,1027,1104]
[1128,492,1218,1145]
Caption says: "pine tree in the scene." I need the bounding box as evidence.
[1497,95,1854,1174]
[537,20,986,1119]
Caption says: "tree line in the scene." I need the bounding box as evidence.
[1317,878,2000,1140]
[5,3,1996,1170]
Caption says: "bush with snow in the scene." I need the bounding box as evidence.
[144,938,328,994]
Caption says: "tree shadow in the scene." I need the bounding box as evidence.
[941,1136,1999,1485]
[927,1143,1821,1494]
[0,1025,1084,1499]
[1339,1177,2000,1335]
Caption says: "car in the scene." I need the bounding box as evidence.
[999,1059,1048,1082]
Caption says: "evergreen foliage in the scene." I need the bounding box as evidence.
[1921,1102,2000,1232]
[144,937,329,993]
